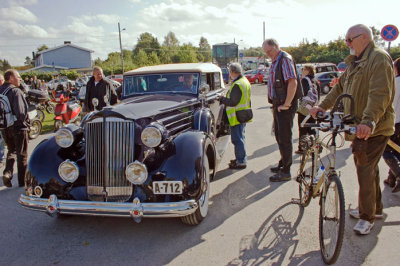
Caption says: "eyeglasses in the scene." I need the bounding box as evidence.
[345,34,362,43]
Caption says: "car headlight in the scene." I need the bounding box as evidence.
[141,124,164,147]
[58,160,79,183]
[55,128,74,148]
[125,161,148,185]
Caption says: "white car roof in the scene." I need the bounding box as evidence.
[124,63,222,75]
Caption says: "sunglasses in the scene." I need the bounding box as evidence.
[345,34,362,43]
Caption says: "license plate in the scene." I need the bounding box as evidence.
[153,181,183,194]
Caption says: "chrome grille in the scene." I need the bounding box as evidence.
[85,117,135,202]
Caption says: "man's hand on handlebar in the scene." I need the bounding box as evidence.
[309,106,326,119]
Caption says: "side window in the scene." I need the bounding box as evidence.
[206,73,215,91]
[200,74,207,86]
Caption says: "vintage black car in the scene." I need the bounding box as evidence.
[19,63,231,225]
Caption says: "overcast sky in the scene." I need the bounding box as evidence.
[1,0,399,66]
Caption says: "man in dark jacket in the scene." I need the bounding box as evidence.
[0,69,30,188]
[263,38,301,182]
[83,66,118,112]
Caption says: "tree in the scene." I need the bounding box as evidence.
[163,31,179,47]
[24,56,33,66]
[198,37,212,62]
[148,51,160,65]
[0,59,11,72]
[133,49,149,67]
[177,44,198,63]
[37,44,48,52]
[133,32,160,56]
[370,26,385,48]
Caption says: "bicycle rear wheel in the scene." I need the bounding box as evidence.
[319,174,345,265]
[298,152,314,207]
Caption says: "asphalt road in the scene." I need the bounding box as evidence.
[1,83,400,265]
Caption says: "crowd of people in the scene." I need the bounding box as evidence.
[1,24,400,238]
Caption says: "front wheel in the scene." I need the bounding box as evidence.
[29,119,42,139]
[36,109,45,122]
[319,174,345,265]
[181,155,210,225]
[46,103,55,113]
[54,120,63,132]
[298,152,314,207]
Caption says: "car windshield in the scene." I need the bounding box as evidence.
[124,73,199,96]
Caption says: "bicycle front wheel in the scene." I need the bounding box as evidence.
[319,174,345,265]
[298,152,314,207]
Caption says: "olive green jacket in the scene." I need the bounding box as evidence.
[319,41,395,139]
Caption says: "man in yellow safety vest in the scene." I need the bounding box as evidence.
[219,63,253,169]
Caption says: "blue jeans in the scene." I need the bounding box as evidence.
[231,123,246,164]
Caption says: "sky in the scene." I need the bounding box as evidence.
[1,0,400,66]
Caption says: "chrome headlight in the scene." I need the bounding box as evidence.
[55,128,74,148]
[58,160,79,183]
[141,124,163,147]
[125,161,148,185]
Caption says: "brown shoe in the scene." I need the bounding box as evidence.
[2,175,12,188]
[229,161,247,169]
[392,178,400,193]
[384,173,396,188]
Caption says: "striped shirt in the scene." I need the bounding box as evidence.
[268,51,297,100]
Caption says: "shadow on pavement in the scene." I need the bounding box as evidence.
[227,202,326,265]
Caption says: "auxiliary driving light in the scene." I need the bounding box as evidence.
[125,161,148,185]
[58,160,79,183]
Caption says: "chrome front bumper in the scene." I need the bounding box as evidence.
[18,194,198,223]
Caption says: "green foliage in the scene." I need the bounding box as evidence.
[199,37,212,62]
[390,45,400,61]
[60,70,79,80]
[243,47,264,57]
[177,44,199,63]
[0,59,11,72]
[133,32,161,57]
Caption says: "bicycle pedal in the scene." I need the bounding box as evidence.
[291,198,301,205]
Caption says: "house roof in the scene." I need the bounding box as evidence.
[37,43,94,55]
[124,63,221,75]
[20,64,69,73]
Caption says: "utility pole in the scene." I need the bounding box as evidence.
[118,22,125,74]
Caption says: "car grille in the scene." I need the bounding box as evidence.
[85,117,135,202]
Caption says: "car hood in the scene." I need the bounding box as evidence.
[105,93,197,119]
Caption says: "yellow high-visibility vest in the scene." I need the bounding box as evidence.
[226,76,252,126]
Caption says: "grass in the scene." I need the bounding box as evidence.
[41,110,55,134]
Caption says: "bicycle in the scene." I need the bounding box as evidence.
[293,94,356,265]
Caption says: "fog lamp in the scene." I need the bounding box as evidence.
[126,161,148,185]
[58,160,79,183]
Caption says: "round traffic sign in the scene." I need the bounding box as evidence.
[381,24,399,41]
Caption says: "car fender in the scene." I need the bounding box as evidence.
[193,107,214,136]
[26,137,86,200]
[158,130,216,200]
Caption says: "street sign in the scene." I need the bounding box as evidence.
[239,53,244,58]
[381,24,399,41]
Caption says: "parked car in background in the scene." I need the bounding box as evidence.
[337,62,348,72]
[221,68,229,84]
[315,71,342,94]
[106,74,123,83]
[314,63,338,73]
[19,63,231,226]
[47,77,75,90]
[244,68,267,84]
[262,68,270,84]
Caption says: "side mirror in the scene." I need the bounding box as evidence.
[198,83,210,94]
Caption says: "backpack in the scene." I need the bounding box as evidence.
[297,76,319,116]
[0,86,17,129]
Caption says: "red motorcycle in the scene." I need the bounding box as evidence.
[52,85,82,131]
